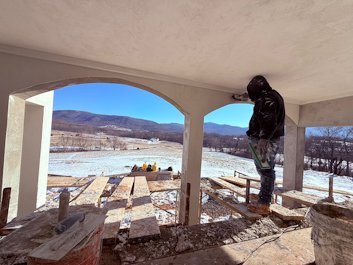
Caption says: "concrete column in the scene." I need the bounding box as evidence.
[179,113,204,225]
[18,103,43,216]
[18,92,53,217]
[1,95,26,220]
[283,120,306,207]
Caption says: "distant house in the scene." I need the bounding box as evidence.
[148,138,159,144]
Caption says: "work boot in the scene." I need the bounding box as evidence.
[247,202,271,215]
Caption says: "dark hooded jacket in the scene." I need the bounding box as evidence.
[246,77,285,140]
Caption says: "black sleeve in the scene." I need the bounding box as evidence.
[257,96,278,139]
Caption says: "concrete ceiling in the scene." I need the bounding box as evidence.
[1,0,353,104]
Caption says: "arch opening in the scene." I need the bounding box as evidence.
[3,79,186,224]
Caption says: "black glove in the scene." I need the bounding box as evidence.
[257,139,269,162]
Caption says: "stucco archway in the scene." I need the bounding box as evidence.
[4,77,187,219]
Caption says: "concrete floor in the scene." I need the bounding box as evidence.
[137,228,315,265]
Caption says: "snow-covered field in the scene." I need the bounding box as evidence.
[49,139,353,202]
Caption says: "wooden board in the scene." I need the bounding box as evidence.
[47,176,90,188]
[238,175,282,185]
[279,190,322,206]
[129,176,160,240]
[0,213,51,258]
[209,178,246,197]
[202,188,261,221]
[29,213,105,261]
[147,179,181,192]
[72,176,109,206]
[103,177,135,239]
[220,176,261,189]
[270,204,304,221]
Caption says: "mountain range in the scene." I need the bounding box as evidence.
[53,110,248,136]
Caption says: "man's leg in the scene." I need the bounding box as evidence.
[249,139,279,213]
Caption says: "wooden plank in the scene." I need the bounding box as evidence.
[238,175,283,185]
[202,187,261,221]
[0,213,52,257]
[29,213,105,261]
[72,176,109,206]
[47,176,90,188]
[103,177,135,240]
[209,178,246,197]
[129,176,160,240]
[220,176,261,189]
[280,190,322,206]
[270,204,304,221]
[147,179,181,192]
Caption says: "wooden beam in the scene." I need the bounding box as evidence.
[0,188,11,229]
[129,176,160,241]
[28,213,105,261]
[208,178,246,197]
[103,177,134,240]
[147,179,181,192]
[270,204,304,221]
[72,177,109,206]
[279,190,322,206]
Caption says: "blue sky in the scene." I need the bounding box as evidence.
[54,83,253,127]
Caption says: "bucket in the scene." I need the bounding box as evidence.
[27,224,103,265]
[309,203,353,265]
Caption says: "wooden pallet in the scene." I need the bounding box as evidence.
[129,176,160,241]
[103,177,135,240]
[72,176,109,206]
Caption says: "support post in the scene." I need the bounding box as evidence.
[58,190,70,222]
[283,119,306,208]
[245,179,251,204]
[18,92,53,217]
[0,187,11,229]
[179,113,204,225]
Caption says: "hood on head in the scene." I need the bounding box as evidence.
[247,75,272,101]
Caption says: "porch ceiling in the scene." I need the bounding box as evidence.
[0,1,353,104]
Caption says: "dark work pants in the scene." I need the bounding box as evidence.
[250,137,280,204]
